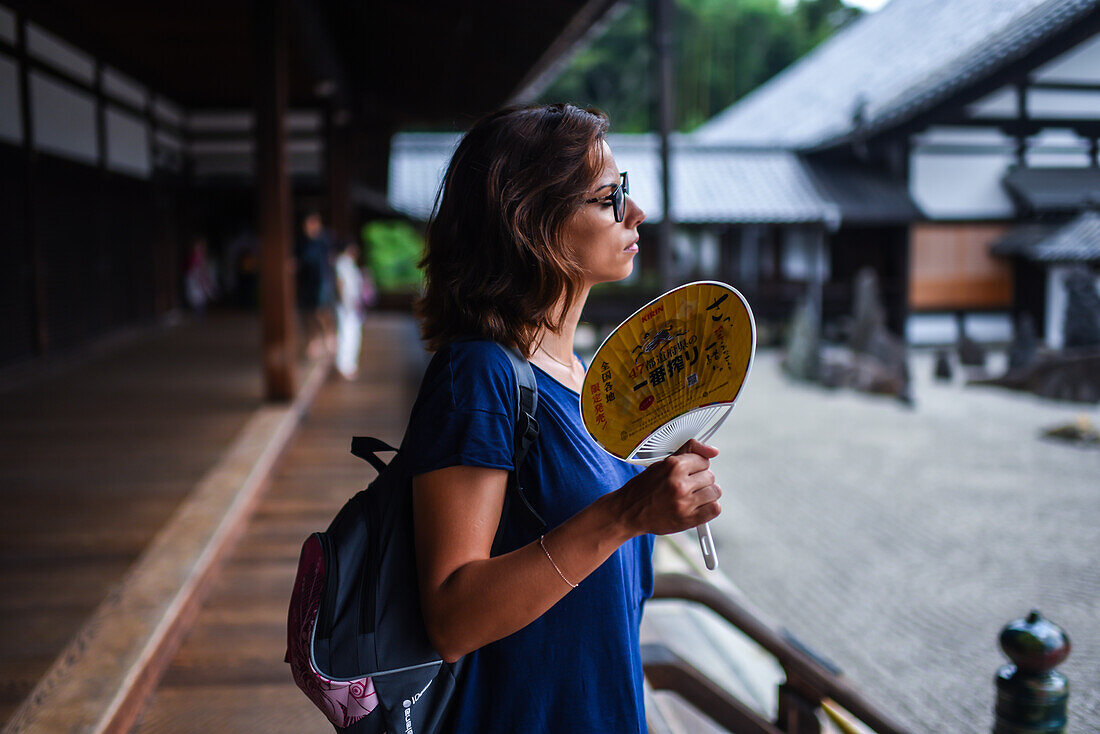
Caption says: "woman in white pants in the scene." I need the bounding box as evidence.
[334,242,365,379]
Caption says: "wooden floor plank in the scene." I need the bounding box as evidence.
[0,314,288,728]
[3,352,330,734]
[130,686,325,734]
[130,315,425,733]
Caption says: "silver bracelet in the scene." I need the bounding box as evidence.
[539,534,578,589]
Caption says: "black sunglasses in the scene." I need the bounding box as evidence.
[585,171,629,223]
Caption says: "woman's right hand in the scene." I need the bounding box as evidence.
[611,439,722,537]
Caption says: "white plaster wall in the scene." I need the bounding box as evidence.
[26,22,94,84]
[906,313,958,345]
[1028,88,1100,120]
[189,137,322,178]
[1033,32,1100,83]
[906,312,1012,346]
[780,227,828,282]
[963,312,1013,342]
[699,228,720,276]
[968,82,1100,122]
[105,106,150,177]
[153,97,183,128]
[30,71,97,164]
[103,67,147,110]
[671,228,696,281]
[967,87,1016,117]
[0,5,15,46]
[1046,266,1069,350]
[910,148,1016,220]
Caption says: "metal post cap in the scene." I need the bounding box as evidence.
[999,610,1071,673]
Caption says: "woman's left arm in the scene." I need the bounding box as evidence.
[412,440,720,663]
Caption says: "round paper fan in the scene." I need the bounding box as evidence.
[581,281,756,465]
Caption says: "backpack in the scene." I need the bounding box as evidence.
[286,344,546,733]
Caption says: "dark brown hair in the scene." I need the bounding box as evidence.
[416,103,610,356]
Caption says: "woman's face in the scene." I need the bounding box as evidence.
[563,140,645,288]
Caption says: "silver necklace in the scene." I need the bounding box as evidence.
[539,346,576,369]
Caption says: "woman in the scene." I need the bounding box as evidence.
[333,241,364,379]
[406,103,722,733]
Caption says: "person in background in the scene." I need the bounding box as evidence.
[333,241,365,379]
[184,237,217,318]
[297,211,336,359]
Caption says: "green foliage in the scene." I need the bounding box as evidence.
[360,220,424,292]
[540,0,860,132]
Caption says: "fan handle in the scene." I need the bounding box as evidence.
[693,411,729,571]
[631,407,733,572]
[697,523,718,570]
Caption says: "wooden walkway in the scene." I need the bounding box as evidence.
[129,314,425,733]
[0,314,272,726]
[3,311,824,733]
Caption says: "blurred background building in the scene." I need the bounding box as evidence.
[0,0,620,386]
[390,0,1100,348]
[5,0,1099,378]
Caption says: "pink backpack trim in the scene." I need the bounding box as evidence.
[287,535,380,727]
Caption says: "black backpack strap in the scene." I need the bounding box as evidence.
[497,345,548,535]
[354,340,547,533]
[351,436,398,475]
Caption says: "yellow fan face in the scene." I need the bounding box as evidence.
[581,281,755,462]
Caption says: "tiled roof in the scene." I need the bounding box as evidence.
[803,158,920,224]
[1030,210,1100,261]
[993,210,1100,261]
[693,0,1100,149]
[991,222,1061,256]
[610,136,840,225]
[389,132,850,226]
[1003,166,1100,213]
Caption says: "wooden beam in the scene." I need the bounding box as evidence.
[642,643,785,734]
[652,573,913,734]
[1029,80,1100,93]
[943,117,1100,139]
[255,0,297,401]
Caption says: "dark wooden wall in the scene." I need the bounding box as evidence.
[828,225,911,337]
[0,143,181,367]
[0,145,35,365]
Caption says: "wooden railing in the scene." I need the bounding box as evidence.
[646,572,912,734]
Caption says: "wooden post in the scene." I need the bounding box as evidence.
[255,0,297,400]
[777,675,824,734]
[1014,83,1029,167]
[651,0,676,291]
[16,12,47,356]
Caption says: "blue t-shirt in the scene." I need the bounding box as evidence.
[405,341,654,734]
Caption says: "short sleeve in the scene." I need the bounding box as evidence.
[405,341,517,476]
